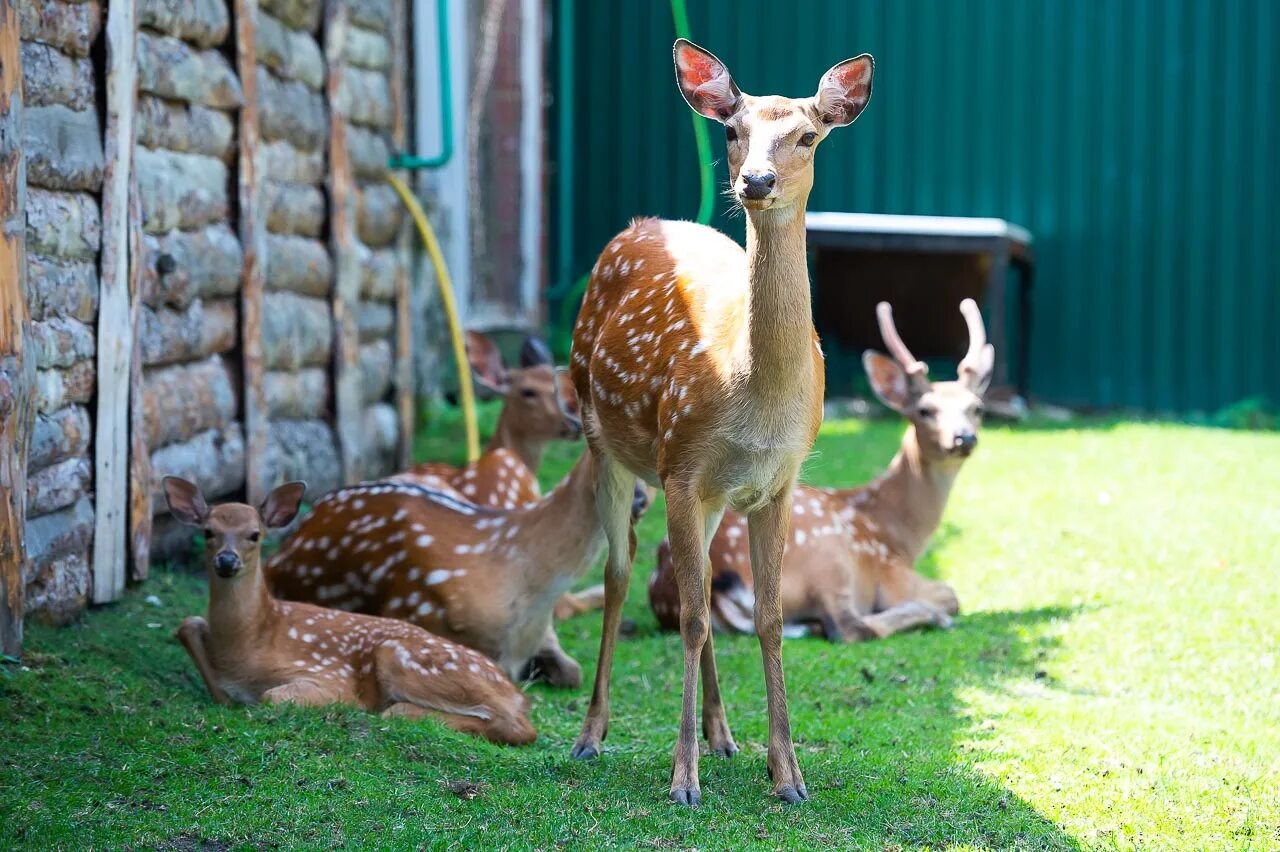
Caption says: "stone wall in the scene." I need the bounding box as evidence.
[19,0,103,624]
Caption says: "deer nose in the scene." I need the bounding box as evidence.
[740,171,777,199]
[214,551,241,576]
[952,432,978,454]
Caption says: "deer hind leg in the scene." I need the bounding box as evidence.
[528,624,583,688]
[571,454,637,759]
[553,583,606,620]
[748,488,808,804]
[697,505,738,759]
[373,644,536,746]
[876,560,959,621]
[662,483,714,806]
[175,616,232,705]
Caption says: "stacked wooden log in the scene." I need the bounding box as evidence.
[256,0,341,497]
[19,0,104,623]
[136,0,245,560]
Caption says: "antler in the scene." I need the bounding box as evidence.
[875,302,930,390]
[957,298,988,383]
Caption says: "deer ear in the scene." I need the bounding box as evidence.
[815,54,874,127]
[162,476,209,527]
[961,343,996,395]
[465,331,508,400]
[674,39,742,122]
[554,369,581,420]
[261,481,306,528]
[519,336,553,368]
[863,351,914,414]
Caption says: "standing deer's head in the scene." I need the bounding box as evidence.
[162,477,306,579]
[863,299,995,462]
[467,331,583,441]
[674,39,874,212]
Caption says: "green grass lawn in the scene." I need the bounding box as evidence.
[3,409,1278,849]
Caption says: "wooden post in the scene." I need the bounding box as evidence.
[237,0,268,504]
[390,0,414,470]
[127,173,151,579]
[326,0,363,483]
[95,0,139,600]
[0,0,32,654]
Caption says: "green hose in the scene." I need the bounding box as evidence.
[389,0,453,170]
[551,0,718,349]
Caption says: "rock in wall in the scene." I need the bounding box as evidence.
[20,0,104,624]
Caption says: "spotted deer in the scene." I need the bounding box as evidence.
[397,332,581,510]
[266,420,650,688]
[163,477,535,745]
[566,40,874,806]
[649,299,993,642]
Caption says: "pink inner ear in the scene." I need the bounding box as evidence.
[678,46,720,87]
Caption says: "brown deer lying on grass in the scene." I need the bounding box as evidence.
[566,40,875,806]
[266,376,649,688]
[648,299,993,642]
[164,477,535,745]
[397,332,581,509]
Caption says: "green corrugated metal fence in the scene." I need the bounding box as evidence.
[550,0,1280,412]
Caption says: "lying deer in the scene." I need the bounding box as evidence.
[567,40,873,806]
[267,379,648,688]
[398,332,581,510]
[649,299,993,641]
[164,477,535,745]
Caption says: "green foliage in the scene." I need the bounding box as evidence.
[1211,396,1277,431]
[3,418,1277,849]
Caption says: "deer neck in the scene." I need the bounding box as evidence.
[486,410,544,471]
[507,451,604,599]
[740,202,816,399]
[848,426,963,561]
[206,564,278,652]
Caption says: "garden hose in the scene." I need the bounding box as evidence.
[387,173,481,464]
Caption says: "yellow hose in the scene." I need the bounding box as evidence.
[386,174,480,463]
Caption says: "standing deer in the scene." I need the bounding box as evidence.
[649,299,993,641]
[398,332,581,510]
[163,477,535,745]
[566,40,873,805]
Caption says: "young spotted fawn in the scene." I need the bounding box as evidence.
[566,40,874,806]
[165,477,535,745]
[397,332,581,509]
[265,373,649,688]
[649,299,993,642]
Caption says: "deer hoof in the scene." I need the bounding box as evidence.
[670,786,702,807]
[775,783,809,804]
[709,741,739,759]
[570,740,601,760]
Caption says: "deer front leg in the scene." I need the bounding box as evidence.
[571,455,638,759]
[553,584,605,621]
[175,616,232,705]
[261,679,333,706]
[748,488,808,804]
[664,483,712,806]
[859,601,952,638]
[529,624,583,688]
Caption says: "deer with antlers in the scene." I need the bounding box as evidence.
[649,299,993,641]
[565,40,874,806]
[163,477,535,745]
[396,332,581,510]
[265,375,649,688]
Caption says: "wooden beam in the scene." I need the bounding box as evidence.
[326,0,363,483]
[127,172,153,580]
[237,0,268,504]
[390,0,413,470]
[95,0,139,600]
[0,0,32,655]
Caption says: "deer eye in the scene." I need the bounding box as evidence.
[917,405,937,419]
[248,530,261,543]
[725,126,738,143]
[799,131,818,147]
[520,388,538,400]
